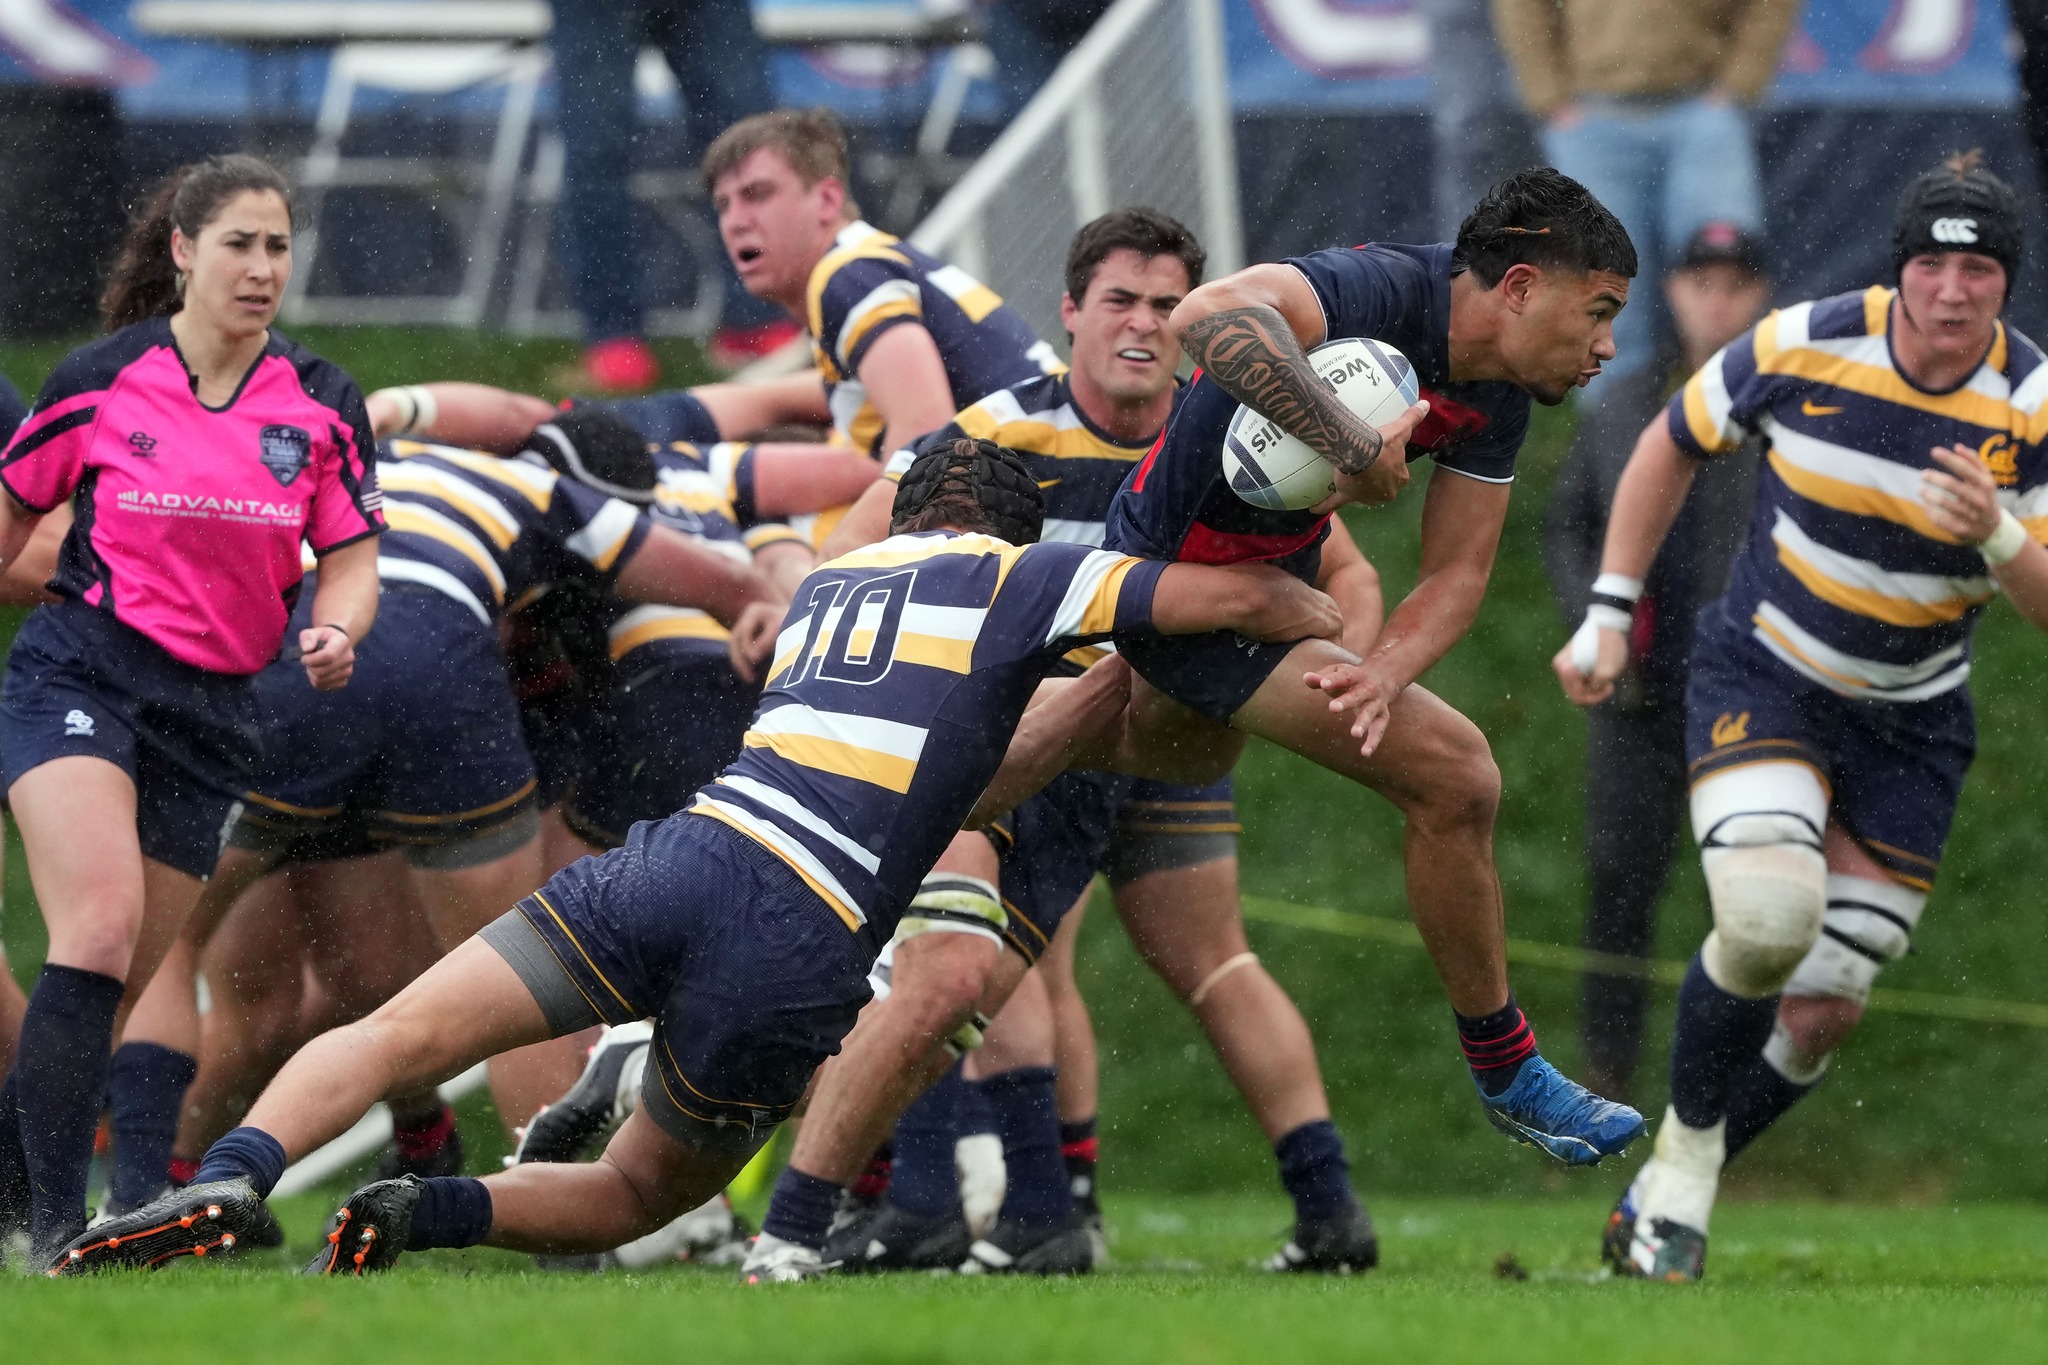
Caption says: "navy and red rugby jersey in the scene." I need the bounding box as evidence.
[1105,243,1530,575]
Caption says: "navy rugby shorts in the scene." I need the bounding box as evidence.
[562,655,757,847]
[482,811,876,1154]
[235,585,538,857]
[1685,613,1973,889]
[1,600,259,878]
[985,771,1131,963]
[1099,775,1240,887]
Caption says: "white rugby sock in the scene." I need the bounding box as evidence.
[1637,1105,1726,1233]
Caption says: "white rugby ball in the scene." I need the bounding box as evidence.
[1222,337,1421,511]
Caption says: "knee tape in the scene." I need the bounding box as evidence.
[1782,874,1926,1007]
[1693,763,1829,998]
[895,873,1007,949]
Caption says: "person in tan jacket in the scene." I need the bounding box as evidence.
[1493,0,1801,396]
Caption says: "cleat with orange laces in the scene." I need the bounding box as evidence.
[304,1175,422,1276]
[51,1180,265,1275]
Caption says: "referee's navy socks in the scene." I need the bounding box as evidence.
[888,1065,966,1219]
[15,963,124,1244]
[978,1066,1072,1228]
[108,1041,199,1211]
[1274,1118,1354,1222]
[1668,954,1780,1129]
[1455,993,1538,1096]
[761,1165,843,1251]
[406,1176,493,1251]
[193,1126,288,1199]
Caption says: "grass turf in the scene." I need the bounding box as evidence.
[3,1194,2044,1362]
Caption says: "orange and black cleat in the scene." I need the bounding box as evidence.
[304,1175,422,1276]
[52,1180,265,1275]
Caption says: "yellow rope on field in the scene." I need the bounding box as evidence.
[1237,896,2048,1031]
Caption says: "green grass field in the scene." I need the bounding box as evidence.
[1,329,2046,1349]
[3,1193,2045,1362]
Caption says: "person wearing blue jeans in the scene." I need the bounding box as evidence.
[551,0,790,388]
[1493,0,1800,398]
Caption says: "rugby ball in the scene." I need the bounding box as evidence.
[1222,337,1420,511]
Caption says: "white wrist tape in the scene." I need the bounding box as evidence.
[1980,507,2029,566]
[1570,610,1629,676]
[1591,572,1644,602]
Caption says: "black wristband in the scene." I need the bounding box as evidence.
[316,623,350,641]
[1589,591,1637,617]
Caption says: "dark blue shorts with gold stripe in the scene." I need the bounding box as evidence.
[1100,775,1239,887]
[482,810,876,1154]
[1685,617,1974,889]
[232,585,539,860]
[985,770,1132,964]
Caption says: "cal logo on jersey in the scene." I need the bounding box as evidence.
[1711,711,1751,747]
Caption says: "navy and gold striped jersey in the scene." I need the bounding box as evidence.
[882,371,1179,670]
[808,220,1062,455]
[883,372,1174,548]
[688,530,1166,934]
[1670,286,2048,701]
[375,439,651,625]
[603,440,807,669]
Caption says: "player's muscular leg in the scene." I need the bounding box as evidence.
[1039,899,1098,1122]
[481,1107,749,1254]
[176,874,310,1156]
[241,938,553,1161]
[1231,639,1510,1017]
[966,965,1055,1077]
[1772,824,1893,1068]
[1104,677,1246,786]
[1115,858,1331,1140]
[787,933,1030,1185]
[411,836,582,1131]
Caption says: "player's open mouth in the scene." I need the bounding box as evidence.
[1117,348,1156,362]
[735,246,764,265]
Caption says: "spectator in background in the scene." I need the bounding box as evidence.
[1494,0,1797,398]
[1420,0,1540,240]
[552,0,799,391]
[1541,224,1770,1101]
[985,1,1113,113]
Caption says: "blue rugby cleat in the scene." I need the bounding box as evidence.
[1478,1057,1645,1166]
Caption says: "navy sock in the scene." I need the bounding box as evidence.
[760,1165,842,1251]
[0,1071,28,1230]
[888,1065,965,1219]
[978,1067,1072,1228]
[15,964,123,1244]
[1455,993,1539,1096]
[1723,1058,1820,1162]
[405,1175,493,1251]
[1274,1118,1355,1221]
[107,1042,198,1211]
[193,1125,289,1199]
[1668,954,1780,1129]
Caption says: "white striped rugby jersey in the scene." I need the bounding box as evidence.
[374,439,651,625]
[1670,286,2048,701]
[689,530,1165,933]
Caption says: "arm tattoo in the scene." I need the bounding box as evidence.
[1180,305,1382,475]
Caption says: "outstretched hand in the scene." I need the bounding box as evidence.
[1302,657,1401,757]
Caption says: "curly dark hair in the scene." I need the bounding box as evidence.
[1064,207,1206,304]
[1453,167,1637,289]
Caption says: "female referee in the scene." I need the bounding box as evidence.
[0,154,383,1264]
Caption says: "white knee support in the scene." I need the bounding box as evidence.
[866,873,1005,1053]
[1691,763,1829,998]
[1782,874,1926,1007]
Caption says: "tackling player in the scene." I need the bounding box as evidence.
[748,209,1385,1276]
[1555,153,2048,1281]
[1100,168,1645,1162]
[59,439,1341,1276]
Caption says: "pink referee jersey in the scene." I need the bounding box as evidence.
[0,319,384,675]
